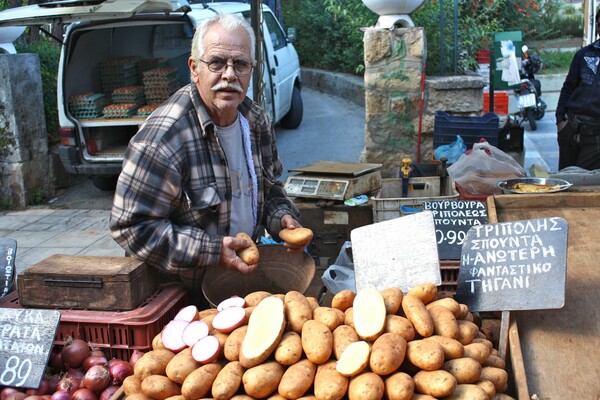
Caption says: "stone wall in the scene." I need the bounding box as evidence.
[360,26,487,178]
[0,54,54,209]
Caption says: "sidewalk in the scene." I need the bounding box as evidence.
[0,208,123,274]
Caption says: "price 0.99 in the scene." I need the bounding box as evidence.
[436,229,466,245]
[0,356,32,386]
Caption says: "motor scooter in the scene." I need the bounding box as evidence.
[513,45,547,131]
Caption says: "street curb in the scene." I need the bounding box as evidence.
[301,68,365,107]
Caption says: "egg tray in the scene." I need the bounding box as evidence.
[100,57,141,75]
[136,103,160,117]
[102,103,139,118]
[138,58,168,74]
[142,66,178,79]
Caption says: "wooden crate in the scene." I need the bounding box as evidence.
[17,254,159,310]
[487,193,600,399]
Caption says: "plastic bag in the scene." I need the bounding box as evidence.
[433,135,467,164]
[447,141,526,194]
[321,241,356,294]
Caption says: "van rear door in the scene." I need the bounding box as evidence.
[0,0,190,27]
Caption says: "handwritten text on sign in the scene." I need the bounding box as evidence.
[0,308,60,388]
[455,217,568,312]
[423,200,488,259]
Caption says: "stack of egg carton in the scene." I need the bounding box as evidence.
[103,85,145,118]
[142,66,180,104]
[138,57,168,80]
[136,103,161,117]
[68,92,108,119]
[100,57,141,99]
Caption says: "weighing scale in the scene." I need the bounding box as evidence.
[284,161,382,201]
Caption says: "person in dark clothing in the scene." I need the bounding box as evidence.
[555,10,600,170]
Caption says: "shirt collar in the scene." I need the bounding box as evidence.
[188,83,215,138]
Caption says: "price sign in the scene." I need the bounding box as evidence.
[455,217,568,312]
[0,308,60,388]
[422,201,488,260]
[1,238,17,298]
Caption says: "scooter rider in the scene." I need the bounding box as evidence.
[555,10,600,170]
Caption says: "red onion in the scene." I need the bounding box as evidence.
[55,377,81,395]
[22,396,43,400]
[5,395,27,400]
[108,360,133,386]
[1,389,22,400]
[71,389,97,400]
[82,355,108,372]
[64,369,84,381]
[98,387,118,400]
[128,350,144,367]
[50,392,71,400]
[89,349,106,358]
[61,339,91,369]
[48,351,65,373]
[25,377,51,396]
[81,366,110,393]
[46,374,62,393]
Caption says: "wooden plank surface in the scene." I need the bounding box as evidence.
[488,193,600,399]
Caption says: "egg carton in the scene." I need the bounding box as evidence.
[138,58,168,74]
[136,103,160,117]
[68,92,107,108]
[142,66,178,79]
[100,57,140,76]
[112,86,146,105]
[102,103,139,118]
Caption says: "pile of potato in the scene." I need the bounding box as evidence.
[122,284,516,400]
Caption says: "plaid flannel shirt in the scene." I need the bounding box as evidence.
[109,83,299,281]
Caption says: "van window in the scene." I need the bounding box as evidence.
[263,12,286,51]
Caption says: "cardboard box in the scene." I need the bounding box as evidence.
[17,254,159,310]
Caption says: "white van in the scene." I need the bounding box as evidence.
[0,0,303,190]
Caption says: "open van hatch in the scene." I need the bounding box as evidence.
[0,0,191,26]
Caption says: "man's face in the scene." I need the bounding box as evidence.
[189,24,252,126]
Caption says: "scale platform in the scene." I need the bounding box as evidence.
[284,161,382,201]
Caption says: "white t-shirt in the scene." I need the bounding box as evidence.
[215,115,255,236]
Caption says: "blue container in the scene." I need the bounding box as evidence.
[434,111,500,149]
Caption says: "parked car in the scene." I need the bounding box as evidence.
[0,0,303,190]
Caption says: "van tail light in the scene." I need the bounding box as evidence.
[58,127,76,146]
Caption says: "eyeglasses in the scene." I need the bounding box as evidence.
[199,58,253,76]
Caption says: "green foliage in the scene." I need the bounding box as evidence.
[536,49,576,74]
[282,0,376,74]
[16,37,60,144]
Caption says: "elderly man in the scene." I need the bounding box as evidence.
[109,13,305,305]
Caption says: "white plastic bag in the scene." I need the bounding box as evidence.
[322,241,356,294]
[448,141,526,194]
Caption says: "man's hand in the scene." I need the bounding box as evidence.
[219,236,258,273]
[557,119,567,132]
[280,215,308,253]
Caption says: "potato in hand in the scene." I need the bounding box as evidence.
[279,227,314,246]
[235,232,259,264]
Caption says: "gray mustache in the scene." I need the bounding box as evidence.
[211,82,243,93]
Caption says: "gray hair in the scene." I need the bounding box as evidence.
[191,13,256,64]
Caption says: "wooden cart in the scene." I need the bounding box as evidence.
[487,192,600,399]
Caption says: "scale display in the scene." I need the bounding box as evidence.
[285,177,349,200]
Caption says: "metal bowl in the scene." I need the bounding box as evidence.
[497,177,572,194]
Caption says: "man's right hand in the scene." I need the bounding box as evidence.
[557,119,568,132]
[219,236,258,273]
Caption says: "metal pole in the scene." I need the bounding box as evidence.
[453,0,458,74]
[440,0,445,74]
[251,0,262,107]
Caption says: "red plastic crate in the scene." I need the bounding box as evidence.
[483,91,509,115]
[0,283,187,360]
